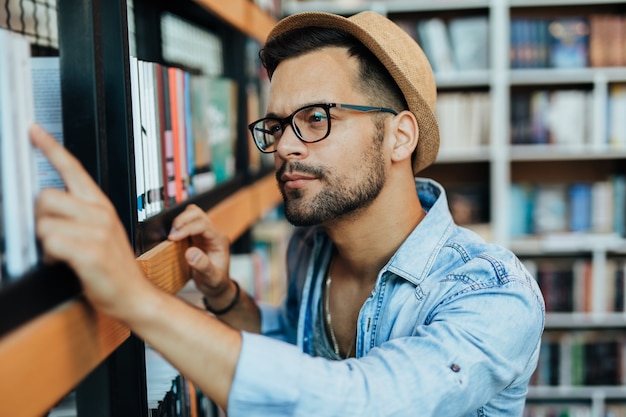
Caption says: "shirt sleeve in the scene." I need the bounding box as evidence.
[227,278,544,417]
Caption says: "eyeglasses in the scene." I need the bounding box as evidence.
[248,103,398,153]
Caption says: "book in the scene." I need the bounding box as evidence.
[31,57,64,190]
[129,56,146,221]
[448,16,489,71]
[155,63,170,209]
[184,72,195,197]
[568,183,592,232]
[510,18,551,69]
[189,74,216,194]
[609,84,626,149]
[203,77,237,185]
[589,14,625,68]
[546,90,590,146]
[509,182,534,237]
[148,62,164,214]
[590,180,613,233]
[175,68,189,201]
[138,60,157,217]
[510,92,531,144]
[529,90,550,144]
[416,18,454,73]
[613,174,626,237]
[0,29,39,279]
[160,65,176,208]
[533,183,567,234]
[548,17,590,69]
[168,67,183,204]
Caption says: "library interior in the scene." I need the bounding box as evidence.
[1,0,626,416]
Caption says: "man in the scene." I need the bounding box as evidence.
[34,10,545,417]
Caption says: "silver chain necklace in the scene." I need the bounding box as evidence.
[324,271,355,359]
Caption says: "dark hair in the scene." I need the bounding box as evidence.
[260,26,408,112]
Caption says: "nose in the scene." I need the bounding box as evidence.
[274,123,308,160]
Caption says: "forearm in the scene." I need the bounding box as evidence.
[124,282,242,410]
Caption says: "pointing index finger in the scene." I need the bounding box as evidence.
[29,123,106,204]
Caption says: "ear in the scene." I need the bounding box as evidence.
[388,110,418,164]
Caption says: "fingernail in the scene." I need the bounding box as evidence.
[186,248,202,264]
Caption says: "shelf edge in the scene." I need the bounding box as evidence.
[192,0,277,44]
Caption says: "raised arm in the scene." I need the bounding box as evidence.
[31,124,239,409]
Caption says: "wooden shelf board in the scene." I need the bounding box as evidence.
[192,0,277,44]
[0,174,282,416]
[0,299,129,417]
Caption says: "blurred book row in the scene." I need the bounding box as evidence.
[532,330,626,387]
[394,15,489,74]
[129,57,238,221]
[511,85,626,148]
[523,257,626,314]
[509,176,626,238]
[436,92,491,151]
[524,402,626,417]
[512,14,626,69]
[391,12,626,73]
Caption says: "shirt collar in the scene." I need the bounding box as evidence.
[384,178,455,286]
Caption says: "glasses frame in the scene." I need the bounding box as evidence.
[248,103,398,153]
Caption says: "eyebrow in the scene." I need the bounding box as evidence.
[265,101,331,119]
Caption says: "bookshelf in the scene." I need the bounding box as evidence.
[284,0,626,414]
[0,0,279,416]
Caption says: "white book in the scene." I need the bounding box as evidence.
[31,57,64,191]
[547,90,589,146]
[417,18,455,74]
[129,56,146,222]
[448,16,489,71]
[0,30,39,279]
[609,84,626,149]
[144,61,160,217]
[533,183,567,234]
[138,60,154,217]
[590,180,613,233]
[149,63,162,215]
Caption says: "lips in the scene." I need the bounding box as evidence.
[280,172,317,190]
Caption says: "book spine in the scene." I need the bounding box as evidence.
[0,31,39,279]
[168,67,183,204]
[129,56,146,222]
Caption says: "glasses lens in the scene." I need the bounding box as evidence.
[293,105,330,143]
[252,120,280,153]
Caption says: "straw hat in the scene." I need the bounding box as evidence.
[267,11,440,175]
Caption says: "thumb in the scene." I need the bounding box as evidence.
[186,247,220,286]
[186,247,208,269]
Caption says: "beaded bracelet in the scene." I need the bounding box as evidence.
[202,280,241,315]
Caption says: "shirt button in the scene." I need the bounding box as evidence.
[450,364,461,372]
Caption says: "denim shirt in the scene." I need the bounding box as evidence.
[228,178,545,417]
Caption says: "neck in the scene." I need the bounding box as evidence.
[325,182,425,281]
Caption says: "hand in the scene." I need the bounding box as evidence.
[32,124,151,319]
[168,204,234,303]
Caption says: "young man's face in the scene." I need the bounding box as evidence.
[268,47,389,227]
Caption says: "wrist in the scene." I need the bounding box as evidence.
[203,280,240,315]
